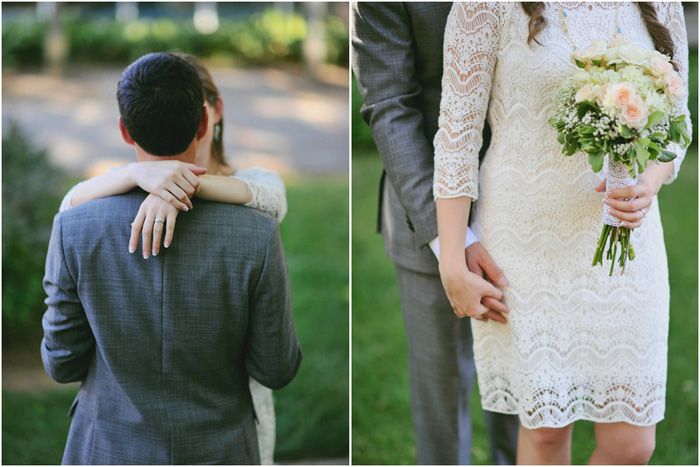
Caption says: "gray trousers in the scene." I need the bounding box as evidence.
[394,264,519,465]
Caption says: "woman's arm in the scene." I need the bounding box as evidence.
[601,2,691,226]
[135,168,287,258]
[66,161,206,211]
[433,3,507,322]
[196,175,253,206]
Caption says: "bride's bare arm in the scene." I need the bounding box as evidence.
[437,197,506,322]
[196,175,252,205]
[67,161,206,211]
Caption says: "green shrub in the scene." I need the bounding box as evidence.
[2,123,68,335]
[2,9,349,68]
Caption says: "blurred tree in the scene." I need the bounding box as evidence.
[41,2,68,75]
[2,123,68,338]
[303,2,327,75]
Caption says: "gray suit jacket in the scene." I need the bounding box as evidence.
[41,190,302,465]
[353,2,490,274]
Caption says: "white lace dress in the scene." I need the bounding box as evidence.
[434,2,690,429]
[60,166,285,463]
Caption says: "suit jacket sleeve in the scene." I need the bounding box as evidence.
[41,214,95,384]
[245,220,302,390]
[352,2,439,246]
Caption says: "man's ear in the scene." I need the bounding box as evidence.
[118,117,135,146]
[197,106,209,140]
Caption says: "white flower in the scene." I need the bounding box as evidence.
[608,44,652,69]
[575,84,595,103]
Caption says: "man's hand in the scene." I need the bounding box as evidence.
[465,242,509,322]
[439,258,507,323]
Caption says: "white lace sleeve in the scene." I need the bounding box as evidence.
[233,167,288,223]
[59,182,82,212]
[657,1,691,184]
[433,2,501,200]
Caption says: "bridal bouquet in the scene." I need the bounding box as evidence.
[548,37,690,275]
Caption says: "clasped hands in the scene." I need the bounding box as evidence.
[439,242,509,324]
[127,161,206,258]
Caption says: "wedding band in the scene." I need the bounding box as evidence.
[640,208,647,218]
[154,218,165,224]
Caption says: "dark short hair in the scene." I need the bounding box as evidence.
[117,53,204,156]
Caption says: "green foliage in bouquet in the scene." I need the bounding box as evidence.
[548,94,690,179]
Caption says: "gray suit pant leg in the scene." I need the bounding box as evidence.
[394,263,474,465]
[394,264,519,465]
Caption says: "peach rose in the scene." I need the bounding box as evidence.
[650,56,673,77]
[575,84,595,103]
[665,71,685,98]
[606,83,636,108]
[620,97,649,129]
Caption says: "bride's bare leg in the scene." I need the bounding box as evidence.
[517,423,573,465]
[589,422,656,465]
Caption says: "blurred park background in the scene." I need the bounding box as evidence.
[352,4,698,465]
[2,2,348,464]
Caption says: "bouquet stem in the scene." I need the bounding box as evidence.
[592,158,636,276]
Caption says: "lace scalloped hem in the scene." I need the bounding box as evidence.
[481,391,665,429]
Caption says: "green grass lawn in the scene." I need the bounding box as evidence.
[351,149,698,465]
[2,176,349,465]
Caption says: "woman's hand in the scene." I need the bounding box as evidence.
[129,161,206,211]
[595,163,670,230]
[439,258,507,323]
[129,194,180,258]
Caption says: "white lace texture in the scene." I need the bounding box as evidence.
[603,158,637,227]
[235,167,288,223]
[435,2,689,428]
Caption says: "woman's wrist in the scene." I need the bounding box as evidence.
[640,162,673,197]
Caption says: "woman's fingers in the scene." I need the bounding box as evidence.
[604,195,647,213]
[157,188,190,211]
[152,216,165,256]
[166,184,193,210]
[129,209,146,255]
[141,212,154,259]
[594,180,606,192]
[180,168,202,194]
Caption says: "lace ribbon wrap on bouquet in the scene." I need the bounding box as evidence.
[603,158,637,227]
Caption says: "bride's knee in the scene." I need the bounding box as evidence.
[523,426,570,450]
[596,426,656,464]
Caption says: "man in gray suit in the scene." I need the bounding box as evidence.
[41,53,302,464]
[352,3,518,464]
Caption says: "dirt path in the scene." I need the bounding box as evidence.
[2,65,349,179]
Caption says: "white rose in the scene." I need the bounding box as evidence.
[575,84,596,103]
[645,91,670,114]
[613,44,652,68]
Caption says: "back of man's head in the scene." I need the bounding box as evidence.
[117,53,204,156]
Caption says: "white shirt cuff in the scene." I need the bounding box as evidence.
[429,227,479,261]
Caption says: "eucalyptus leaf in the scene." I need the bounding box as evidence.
[635,141,650,167]
[619,125,633,138]
[644,111,665,130]
[658,150,677,162]
[588,152,605,172]
[577,100,601,119]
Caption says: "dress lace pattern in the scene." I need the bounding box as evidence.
[434,2,690,428]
